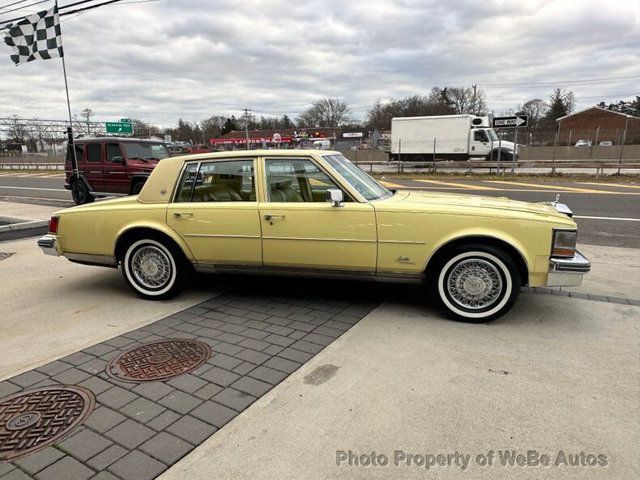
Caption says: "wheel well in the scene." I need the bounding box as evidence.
[425,236,529,286]
[114,227,186,264]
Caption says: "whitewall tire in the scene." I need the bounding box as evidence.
[428,245,521,322]
[122,238,184,299]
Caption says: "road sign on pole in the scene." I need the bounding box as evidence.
[493,115,528,128]
[105,121,133,134]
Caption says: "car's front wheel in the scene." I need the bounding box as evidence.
[122,238,185,299]
[427,245,520,322]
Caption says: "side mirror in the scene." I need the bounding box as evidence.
[325,188,344,208]
[112,156,124,164]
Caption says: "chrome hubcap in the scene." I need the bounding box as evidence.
[131,246,171,289]
[447,259,503,310]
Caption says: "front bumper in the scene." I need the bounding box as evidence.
[546,250,591,287]
[37,234,60,256]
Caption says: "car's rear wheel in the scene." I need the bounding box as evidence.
[427,245,520,322]
[71,179,94,205]
[122,238,185,299]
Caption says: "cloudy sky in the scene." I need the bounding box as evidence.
[1,0,639,127]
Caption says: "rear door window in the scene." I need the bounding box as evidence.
[73,144,85,162]
[87,143,102,163]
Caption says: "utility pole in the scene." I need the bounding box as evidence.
[472,84,477,115]
[242,108,251,150]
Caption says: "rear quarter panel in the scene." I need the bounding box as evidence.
[56,201,192,260]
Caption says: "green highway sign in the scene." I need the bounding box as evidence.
[105,121,133,134]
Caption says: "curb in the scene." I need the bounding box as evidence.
[521,286,640,307]
[0,218,49,233]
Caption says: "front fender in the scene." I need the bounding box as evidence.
[423,227,532,273]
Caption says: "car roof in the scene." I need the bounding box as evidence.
[168,149,341,164]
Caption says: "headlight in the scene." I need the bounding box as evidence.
[552,230,577,258]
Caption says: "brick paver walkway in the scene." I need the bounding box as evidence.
[0,284,379,480]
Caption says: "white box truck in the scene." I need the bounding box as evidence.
[390,114,517,161]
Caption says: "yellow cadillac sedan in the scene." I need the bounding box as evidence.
[38,150,590,322]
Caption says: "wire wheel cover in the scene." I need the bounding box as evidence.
[131,245,171,289]
[446,258,503,310]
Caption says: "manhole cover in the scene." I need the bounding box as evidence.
[0,253,14,261]
[106,339,212,383]
[0,386,95,462]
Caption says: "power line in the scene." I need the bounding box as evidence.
[479,75,640,88]
[0,0,49,16]
[59,0,122,16]
[0,0,123,28]
[0,0,32,13]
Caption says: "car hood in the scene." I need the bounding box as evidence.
[128,160,157,170]
[381,190,574,223]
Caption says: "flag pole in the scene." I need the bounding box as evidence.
[56,0,78,179]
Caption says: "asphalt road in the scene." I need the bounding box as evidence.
[0,172,638,248]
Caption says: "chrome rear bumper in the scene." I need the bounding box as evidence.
[546,250,591,287]
[37,234,59,256]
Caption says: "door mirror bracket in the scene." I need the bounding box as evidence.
[325,188,344,208]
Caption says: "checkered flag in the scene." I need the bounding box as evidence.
[4,3,63,65]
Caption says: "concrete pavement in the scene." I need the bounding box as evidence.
[562,243,640,299]
[162,294,639,480]
[0,236,217,381]
[0,199,638,479]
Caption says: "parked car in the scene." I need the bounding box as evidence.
[575,139,592,147]
[599,141,613,147]
[65,137,171,205]
[39,150,590,322]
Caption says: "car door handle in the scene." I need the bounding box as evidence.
[173,212,193,218]
[264,214,285,221]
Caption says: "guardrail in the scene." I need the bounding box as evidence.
[0,162,64,171]
[0,159,638,175]
[353,159,640,175]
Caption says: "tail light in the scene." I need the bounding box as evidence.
[49,216,59,234]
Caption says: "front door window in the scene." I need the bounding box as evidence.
[264,158,346,203]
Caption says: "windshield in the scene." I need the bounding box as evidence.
[123,142,170,161]
[323,154,392,201]
[486,129,499,142]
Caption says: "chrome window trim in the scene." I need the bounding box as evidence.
[171,157,258,204]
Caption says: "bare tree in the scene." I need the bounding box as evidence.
[365,88,456,130]
[6,115,28,143]
[448,86,487,115]
[518,99,547,132]
[297,98,352,127]
[80,108,94,135]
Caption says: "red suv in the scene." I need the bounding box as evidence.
[65,137,171,204]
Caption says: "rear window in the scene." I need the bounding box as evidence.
[73,144,85,163]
